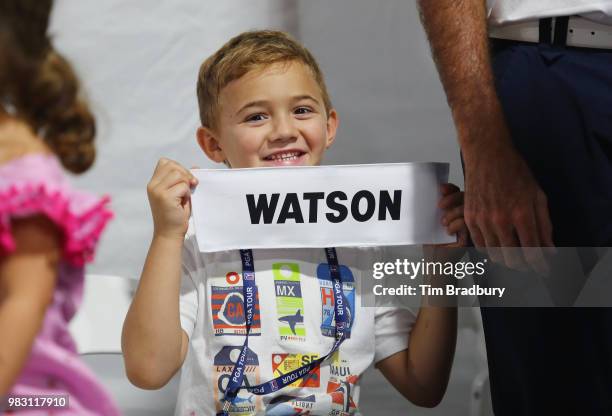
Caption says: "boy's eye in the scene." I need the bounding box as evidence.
[245,113,267,122]
[294,106,313,115]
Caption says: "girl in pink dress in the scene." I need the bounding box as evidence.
[0,1,120,414]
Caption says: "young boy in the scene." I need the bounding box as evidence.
[122,30,465,415]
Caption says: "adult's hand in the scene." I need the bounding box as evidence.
[464,140,554,274]
[417,0,554,273]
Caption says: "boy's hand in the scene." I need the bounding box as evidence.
[439,183,467,246]
[424,183,468,263]
[147,158,198,240]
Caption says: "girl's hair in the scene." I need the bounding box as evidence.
[0,0,96,174]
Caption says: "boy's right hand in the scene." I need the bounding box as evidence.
[147,158,198,240]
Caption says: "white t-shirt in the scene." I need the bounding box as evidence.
[487,0,612,25]
[175,222,416,415]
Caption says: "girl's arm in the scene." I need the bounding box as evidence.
[121,158,197,390]
[376,184,465,407]
[0,216,60,396]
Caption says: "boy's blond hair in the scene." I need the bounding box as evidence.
[196,30,332,129]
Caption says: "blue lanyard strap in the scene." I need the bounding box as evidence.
[219,247,350,415]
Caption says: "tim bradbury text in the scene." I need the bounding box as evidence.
[373,284,506,298]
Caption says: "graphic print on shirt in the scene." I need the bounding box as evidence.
[317,263,355,338]
[264,377,359,416]
[271,353,321,388]
[213,346,262,415]
[211,271,261,336]
[329,351,352,379]
[273,262,306,342]
[327,374,359,414]
[264,394,317,415]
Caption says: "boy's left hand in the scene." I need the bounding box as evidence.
[424,183,468,263]
[439,183,467,247]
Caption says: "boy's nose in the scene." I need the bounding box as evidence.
[268,115,298,143]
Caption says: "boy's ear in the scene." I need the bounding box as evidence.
[325,109,339,149]
[197,126,226,163]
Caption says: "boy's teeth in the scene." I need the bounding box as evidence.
[268,152,300,161]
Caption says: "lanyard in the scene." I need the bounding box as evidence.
[219,248,350,415]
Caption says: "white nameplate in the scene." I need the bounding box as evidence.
[190,163,455,252]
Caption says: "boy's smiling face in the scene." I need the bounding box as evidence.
[197,61,338,168]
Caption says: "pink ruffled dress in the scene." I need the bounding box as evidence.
[0,154,120,415]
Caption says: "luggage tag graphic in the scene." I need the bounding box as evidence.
[271,353,321,388]
[330,351,353,379]
[211,271,261,336]
[213,346,262,415]
[317,263,355,338]
[265,394,317,415]
[273,262,306,342]
[327,374,359,414]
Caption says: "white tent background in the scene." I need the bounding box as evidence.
[51,1,484,415]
